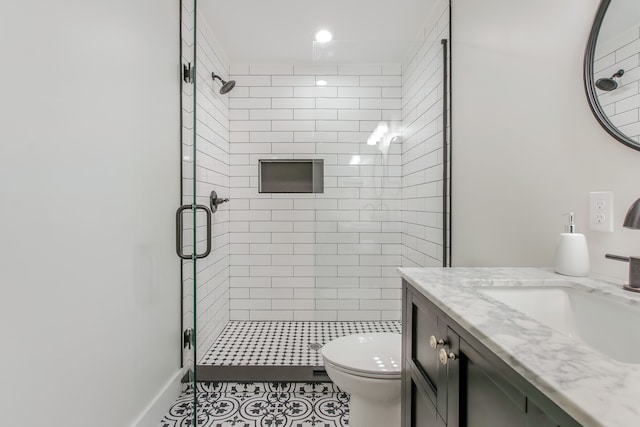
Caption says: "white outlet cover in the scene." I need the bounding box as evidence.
[589,191,614,232]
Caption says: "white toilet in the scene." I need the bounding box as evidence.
[321,332,402,427]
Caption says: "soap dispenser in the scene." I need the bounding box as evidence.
[554,212,589,277]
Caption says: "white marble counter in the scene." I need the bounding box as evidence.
[398,267,640,427]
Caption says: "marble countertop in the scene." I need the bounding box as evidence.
[398,267,640,427]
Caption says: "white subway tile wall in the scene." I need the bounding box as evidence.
[228,62,404,321]
[401,2,450,268]
[594,23,640,142]
[191,14,231,361]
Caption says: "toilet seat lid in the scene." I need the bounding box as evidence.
[321,333,401,377]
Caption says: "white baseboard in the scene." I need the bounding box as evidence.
[130,369,183,427]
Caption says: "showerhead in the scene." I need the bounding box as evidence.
[596,69,624,91]
[211,73,236,94]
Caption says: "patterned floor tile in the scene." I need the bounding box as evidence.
[160,382,349,427]
[200,321,401,366]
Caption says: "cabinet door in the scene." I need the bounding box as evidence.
[403,370,446,427]
[403,284,447,418]
[448,333,559,427]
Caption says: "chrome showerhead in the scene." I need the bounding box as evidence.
[596,69,624,91]
[211,73,236,94]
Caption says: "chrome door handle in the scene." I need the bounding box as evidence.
[176,204,212,259]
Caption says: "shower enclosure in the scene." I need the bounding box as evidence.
[177,0,452,418]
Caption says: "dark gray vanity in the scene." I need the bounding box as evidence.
[399,267,640,427]
[402,279,579,427]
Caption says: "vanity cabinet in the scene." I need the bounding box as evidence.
[402,280,581,427]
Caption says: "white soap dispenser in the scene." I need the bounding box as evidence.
[554,212,589,277]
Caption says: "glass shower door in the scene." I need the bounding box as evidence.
[179,0,200,424]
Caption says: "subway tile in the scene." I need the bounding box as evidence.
[272,75,316,86]
[338,311,381,321]
[272,143,316,153]
[250,221,293,232]
[294,109,338,120]
[272,232,314,243]
[230,120,271,131]
[382,87,402,98]
[316,98,359,109]
[338,87,382,98]
[250,310,294,321]
[272,254,315,265]
[294,131,338,142]
[271,97,316,109]
[315,299,359,310]
[315,255,359,266]
[272,120,316,131]
[360,300,402,310]
[250,265,294,277]
[250,109,294,120]
[273,299,315,310]
[316,277,359,288]
[293,311,338,321]
[249,131,294,142]
[250,86,294,97]
[294,288,337,299]
[338,289,381,299]
[315,75,360,87]
[230,97,271,109]
[360,75,402,87]
[250,288,294,299]
[272,276,315,288]
[338,109,382,121]
[230,299,271,310]
[250,243,293,254]
[316,120,359,132]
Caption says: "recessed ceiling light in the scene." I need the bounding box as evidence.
[315,30,332,43]
[316,80,327,86]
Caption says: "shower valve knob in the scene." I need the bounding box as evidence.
[210,190,229,213]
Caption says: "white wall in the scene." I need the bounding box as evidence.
[402,0,450,268]
[0,1,181,426]
[227,63,403,321]
[451,0,640,281]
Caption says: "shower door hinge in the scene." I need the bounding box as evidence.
[183,328,193,349]
[181,368,194,384]
[183,63,193,83]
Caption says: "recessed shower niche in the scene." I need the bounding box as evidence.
[258,159,324,193]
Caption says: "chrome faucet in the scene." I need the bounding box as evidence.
[605,197,640,293]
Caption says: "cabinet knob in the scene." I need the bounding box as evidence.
[429,335,446,350]
[439,348,457,365]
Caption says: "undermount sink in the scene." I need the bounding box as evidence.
[477,286,640,364]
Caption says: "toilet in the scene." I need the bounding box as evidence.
[321,333,402,427]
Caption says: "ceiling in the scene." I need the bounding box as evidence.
[199,0,438,64]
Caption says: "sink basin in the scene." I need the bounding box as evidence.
[478,286,640,364]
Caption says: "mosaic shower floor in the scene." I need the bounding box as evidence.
[160,382,349,427]
[200,320,402,366]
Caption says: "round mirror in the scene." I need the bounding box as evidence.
[584,0,640,151]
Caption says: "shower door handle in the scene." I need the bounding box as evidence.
[175,204,212,260]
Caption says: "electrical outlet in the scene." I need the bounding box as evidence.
[589,191,614,232]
